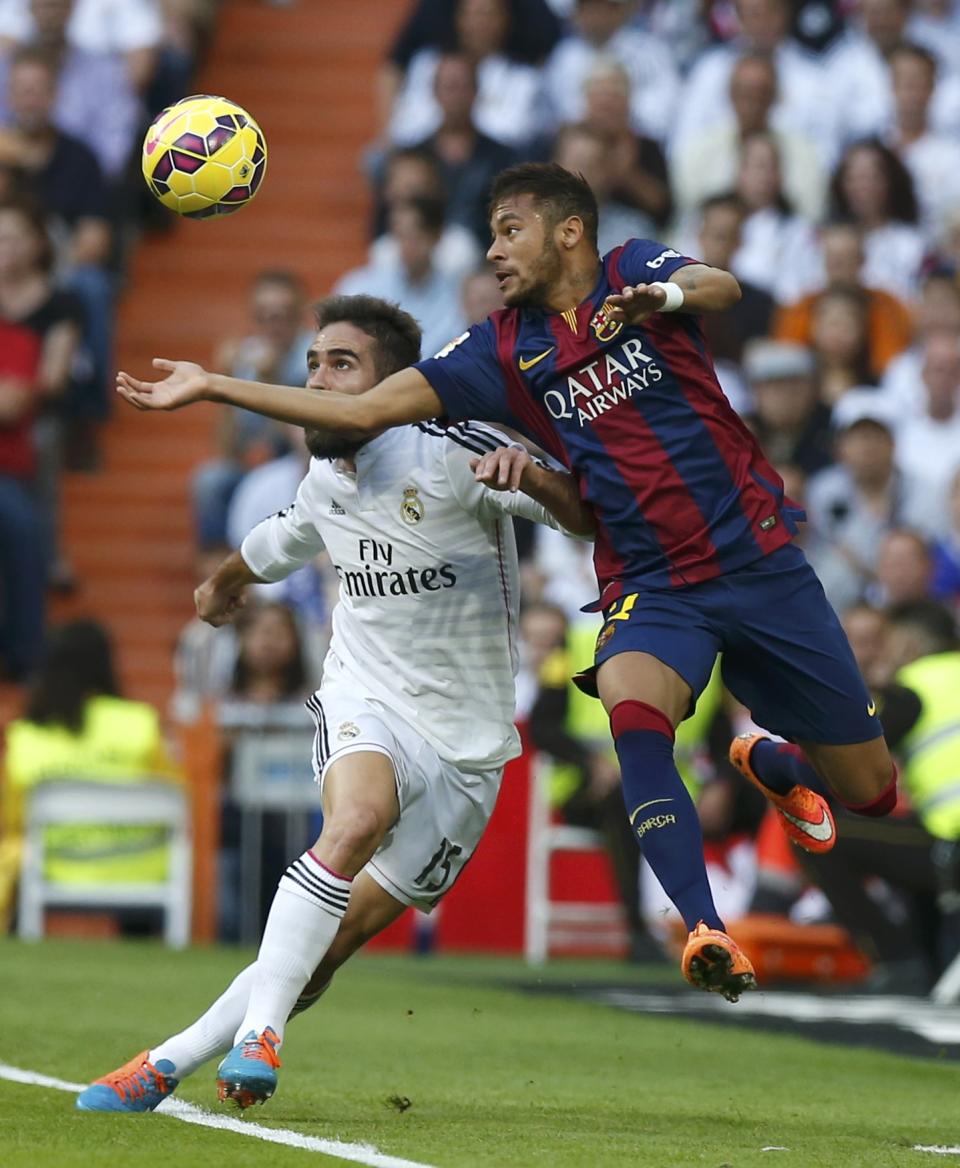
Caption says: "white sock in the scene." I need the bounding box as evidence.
[149,964,256,1078]
[235,850,351,1045]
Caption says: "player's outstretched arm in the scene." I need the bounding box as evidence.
[605,263,740,324]
[472,446,596,537]
[117,361,444,435]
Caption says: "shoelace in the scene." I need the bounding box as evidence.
[240,1032,281,1068]
[111,1062,163,1102]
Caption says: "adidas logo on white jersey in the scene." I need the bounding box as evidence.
[329,501,345,515]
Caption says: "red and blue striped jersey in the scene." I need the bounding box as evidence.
[415,238,803,605]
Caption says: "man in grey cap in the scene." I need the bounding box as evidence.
[743,339,833,475]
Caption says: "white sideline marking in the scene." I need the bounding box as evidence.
[0,1060,438,1168]
[915,1148,960,1156]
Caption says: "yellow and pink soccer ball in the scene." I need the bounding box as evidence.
[141,94,267,219]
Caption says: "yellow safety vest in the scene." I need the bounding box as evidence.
[3,696,182,884]
[542,622,724,807]
[896,651,960,841]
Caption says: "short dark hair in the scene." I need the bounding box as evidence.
[887,599,960,652]
[700,192,748,220]
[312,294,422,378]
[489,162,599,250]
[25,620,121,733]
[392,195,445,237]
[10,45,57,77]
[253,269,305,297]
[889,40,938,77]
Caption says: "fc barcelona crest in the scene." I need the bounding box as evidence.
[590,300,623,343]
[401,486,424,525]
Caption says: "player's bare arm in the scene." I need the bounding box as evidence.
[116,361,443,436]
[194,548,265,627]
[605,263,741,325]
[471,445,596,537]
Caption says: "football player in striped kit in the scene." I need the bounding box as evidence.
[77,294,593,1113]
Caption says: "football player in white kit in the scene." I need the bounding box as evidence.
[76,295,594,1114]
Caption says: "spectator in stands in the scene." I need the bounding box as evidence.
[0,0,141,181]
[192,270,311,550]
[378,0,561,142]
[0,47,114,424]
[460,265,502,325]
[671,0,831,162]
[530,613,666,963]
[893,331,960,534]
[0,315,44,679]
[727,130,819,303]
[806,401,915,612]
[577,57,672,228]
[808,285,878,404]
[775,222,913,379]
[0,199,83,587]
[791,597,950,996]
[551,123,656,252]
[226,601,311,709]
[224,425,330,678]
[387,0,545,151]
[407,53,515,248]
[827,0,912,144]
[170,544,240,725]
[672,51,825,223]
[829,138,927,301]
[0,0,164,90]
[908,0,960,76]
[930,466,960,608]
[1,618,182,934]
[742,339,833,475]
[696,194,775,378]
[872,527,936,606]
[369,147,480,279]
[515,598,566,721]
[880,269,960,416]
[336,197,467,361]
[543,0,680,144]
[887,41,960,238]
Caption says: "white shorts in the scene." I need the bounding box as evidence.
[306,687,503,911]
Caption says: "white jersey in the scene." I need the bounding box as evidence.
[241,422,579,771]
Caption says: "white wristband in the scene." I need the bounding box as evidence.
[650,281,684,312]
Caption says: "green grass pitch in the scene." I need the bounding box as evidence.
[1,938,957,1167]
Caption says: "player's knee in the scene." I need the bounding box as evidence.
[320,805,387,865]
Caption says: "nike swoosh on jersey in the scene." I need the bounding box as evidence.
[518,347,555,371]
[780,806,835,843]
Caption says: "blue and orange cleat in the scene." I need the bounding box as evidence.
[681,922,758,1002]
[76,1050,178,1112]
[216,1027,281,1109]
[729,732,837,854]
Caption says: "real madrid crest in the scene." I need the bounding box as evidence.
[337,721,360,741]
[401,486,424,525]
[590,299,624,343]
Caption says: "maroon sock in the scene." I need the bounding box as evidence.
[841,765,898,817]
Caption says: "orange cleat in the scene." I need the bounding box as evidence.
[729,732,837,854]
[216,1027,281,1110]
[681,922,758,1002]
[76,1050,178,1112]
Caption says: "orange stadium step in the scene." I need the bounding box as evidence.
[54,0,405,706]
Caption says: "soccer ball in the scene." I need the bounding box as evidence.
[141,94,267,219]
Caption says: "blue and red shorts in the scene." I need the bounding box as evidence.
[580,544,881,746]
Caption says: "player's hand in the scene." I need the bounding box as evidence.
[470,445,531,492]
[116,358,211,411]
[604,283,669,325]
[194,577,247,627]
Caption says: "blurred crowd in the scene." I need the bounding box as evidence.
[0,0,219,681]
[3,0,960,986]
